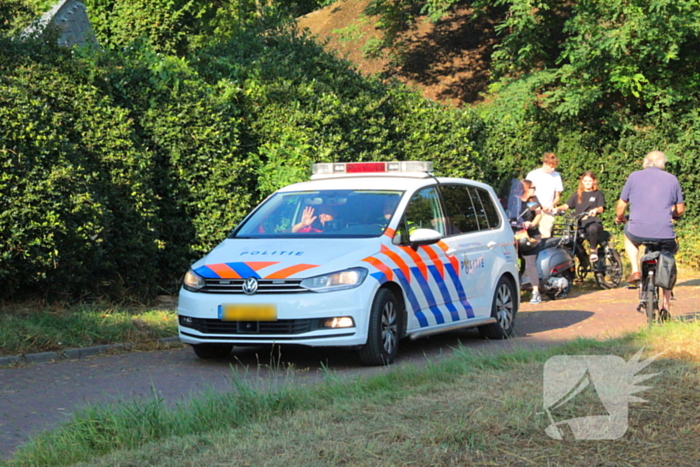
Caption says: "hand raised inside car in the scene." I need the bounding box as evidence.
[291,206,318,233]
[299,206,317,228]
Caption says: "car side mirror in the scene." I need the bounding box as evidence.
[409,228,442,249]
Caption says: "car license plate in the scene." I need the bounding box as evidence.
[218,304,277,321]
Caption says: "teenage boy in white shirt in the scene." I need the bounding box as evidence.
[526,152,563,238]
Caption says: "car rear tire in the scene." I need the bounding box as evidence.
[479,276,517,339]
[359,288,401,366]
[192,343,234,359]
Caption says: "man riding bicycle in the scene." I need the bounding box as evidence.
[615,151,685,313]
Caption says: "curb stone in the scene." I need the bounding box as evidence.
[0,336,181,367]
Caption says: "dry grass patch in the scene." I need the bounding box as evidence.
[0,300,178,356]
[639,320,700,362]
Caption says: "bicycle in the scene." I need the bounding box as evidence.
[635,241,672,324]
[556,213,623,289]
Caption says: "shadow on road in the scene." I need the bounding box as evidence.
[187,308,596,371]
[676,278,700,287]
[195,331,490,371]
[677,311,700,321]
[517,310,594,335]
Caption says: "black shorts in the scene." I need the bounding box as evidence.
[625,226,678,256]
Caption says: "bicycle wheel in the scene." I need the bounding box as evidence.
[595,248,623,289]
[574,247,589,283]
[644,278,656,325]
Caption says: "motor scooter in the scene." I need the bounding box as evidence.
[504,180,575,300]
[517,216,576,300]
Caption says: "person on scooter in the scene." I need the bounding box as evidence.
[555,171,606,262]
[517,179,544,304]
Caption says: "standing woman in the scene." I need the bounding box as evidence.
[517,179,544,304]
[556,171,606,262]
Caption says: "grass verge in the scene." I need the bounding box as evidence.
[0,301,179,357]
[5,321,699,467]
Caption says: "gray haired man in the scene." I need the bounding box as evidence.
[615,151,685,312]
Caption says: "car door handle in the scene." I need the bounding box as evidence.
[487,241,497,249]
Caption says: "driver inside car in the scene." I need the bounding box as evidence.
[292,205,337,233]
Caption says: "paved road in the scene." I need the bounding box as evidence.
[2,276,699,460]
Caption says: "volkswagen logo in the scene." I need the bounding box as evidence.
[242,277,259,295]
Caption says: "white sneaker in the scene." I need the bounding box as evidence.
[530,292,542,305]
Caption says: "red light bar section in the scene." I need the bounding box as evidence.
[345,162,387,173]
[311,161,432,175]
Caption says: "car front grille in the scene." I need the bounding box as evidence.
[180,316,322,335]
[201,278,305,294]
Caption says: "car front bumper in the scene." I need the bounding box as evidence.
[177,285,375,347]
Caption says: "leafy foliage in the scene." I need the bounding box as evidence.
[84,0,220,55]
[539,0,700,117]
[0,40,160,299]
[451,0,700,119]
[0,0,34,35]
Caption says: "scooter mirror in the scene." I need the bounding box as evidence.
[526,200,541,211]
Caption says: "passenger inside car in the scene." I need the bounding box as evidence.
[382,196,400,221]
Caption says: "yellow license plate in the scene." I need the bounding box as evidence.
[219,304,277,321]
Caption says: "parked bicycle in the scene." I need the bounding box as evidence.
[555,212,623,289]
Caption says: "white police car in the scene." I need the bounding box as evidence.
[178,161,519,365]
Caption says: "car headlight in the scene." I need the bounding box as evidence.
[183,269,205,292]
[300,267,368,293]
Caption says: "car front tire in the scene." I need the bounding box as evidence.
[479,276,517,339]
[359,288,401,366]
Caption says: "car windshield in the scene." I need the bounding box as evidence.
[232,190,404,238]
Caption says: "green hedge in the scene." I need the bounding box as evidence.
[0,43,160,299]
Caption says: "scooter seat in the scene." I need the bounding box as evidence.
[541,237,563,250]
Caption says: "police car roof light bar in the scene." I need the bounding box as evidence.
[312,161,433,175]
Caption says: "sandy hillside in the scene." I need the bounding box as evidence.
[297,0,499,106]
